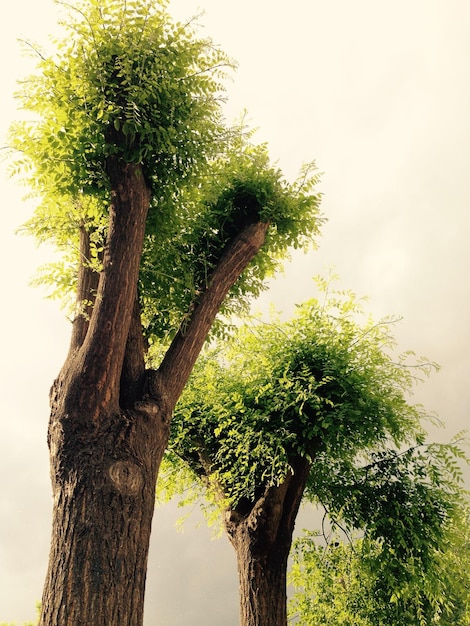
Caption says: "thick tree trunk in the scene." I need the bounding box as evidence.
[40,161,159,626]
[40,403,169,626]
[39,156,270,625]
[231,528,290,626]
[225,458,310,626]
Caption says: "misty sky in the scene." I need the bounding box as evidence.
[1,1,469,624]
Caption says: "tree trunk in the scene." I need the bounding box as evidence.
[39,156,270,625]
[40,403,169,626]
[231,527,290,626]
[225,458,311,626]
[40,161,161,626]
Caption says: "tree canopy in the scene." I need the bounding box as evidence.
[10,0,323,344]
[12,0,229,195]
[163,278,441,507]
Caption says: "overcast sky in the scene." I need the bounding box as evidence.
[1,1,469,624]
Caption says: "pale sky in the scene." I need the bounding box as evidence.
[1,1,469,624]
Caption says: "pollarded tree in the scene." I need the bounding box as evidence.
[8,1,323,624]
[161,279,467,626]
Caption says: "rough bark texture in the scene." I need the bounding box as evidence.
[155,221,270,406]
[225,457,311,626]
[40,159,270,626]
[68,226,101,354]
[41,161,157,626]
[40,404,167,626]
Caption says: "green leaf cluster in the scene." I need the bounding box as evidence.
[289,532,378,626]
[141,140,323,343]
[8,0,231,316]
[164,276,469,623]
[309,441,467,568]
[11,0,230,198]
[22,192,106,312]
[288,503,470,625]
[9,1,323,340]
[164,278,439,506]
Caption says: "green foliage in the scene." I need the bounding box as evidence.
[288,504,470,625]
[23,193,106,312]
[288,532,379,626]
[161,276,469,617]
[436,504,470,624]
[8,1,323,340]
[141,138,323,343]
[9,0,230,315]
[308,437,468,579]
[11,0,230,197]
[162,277,441,507]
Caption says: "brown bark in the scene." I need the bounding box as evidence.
[40,403,167,626]
[154,221,270,412]
[41,160,157,626]
[120,295,147,408]
[225,457,311,626]
[68,226,101,355]
[40,158,271,625]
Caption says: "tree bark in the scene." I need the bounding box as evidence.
[154,221,270,410]
[40,403,167,626]
[40,159,270,625]
[68,225,101,355]
[41,161,159,626]
[224,457,311,626]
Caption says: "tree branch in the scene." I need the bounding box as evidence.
[61,161,151,418]
[68,226,101,355]
[148,220,270,412]
[120,294,147,408]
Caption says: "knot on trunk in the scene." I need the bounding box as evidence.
[108,460,143,496]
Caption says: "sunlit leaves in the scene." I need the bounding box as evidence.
[162,281,469,625]
[288,533,378,626]
[19,192,106,312]
[11,0,231,197]
[8,0,233,267]
[8,1,323,342]
[288,506,470,626]
[139,136,323,343]
[165,279,442,509]
[309,443,467,564]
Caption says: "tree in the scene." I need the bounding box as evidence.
[288,503,470,625]
[8,1,322,624]
[161,279,467,626]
